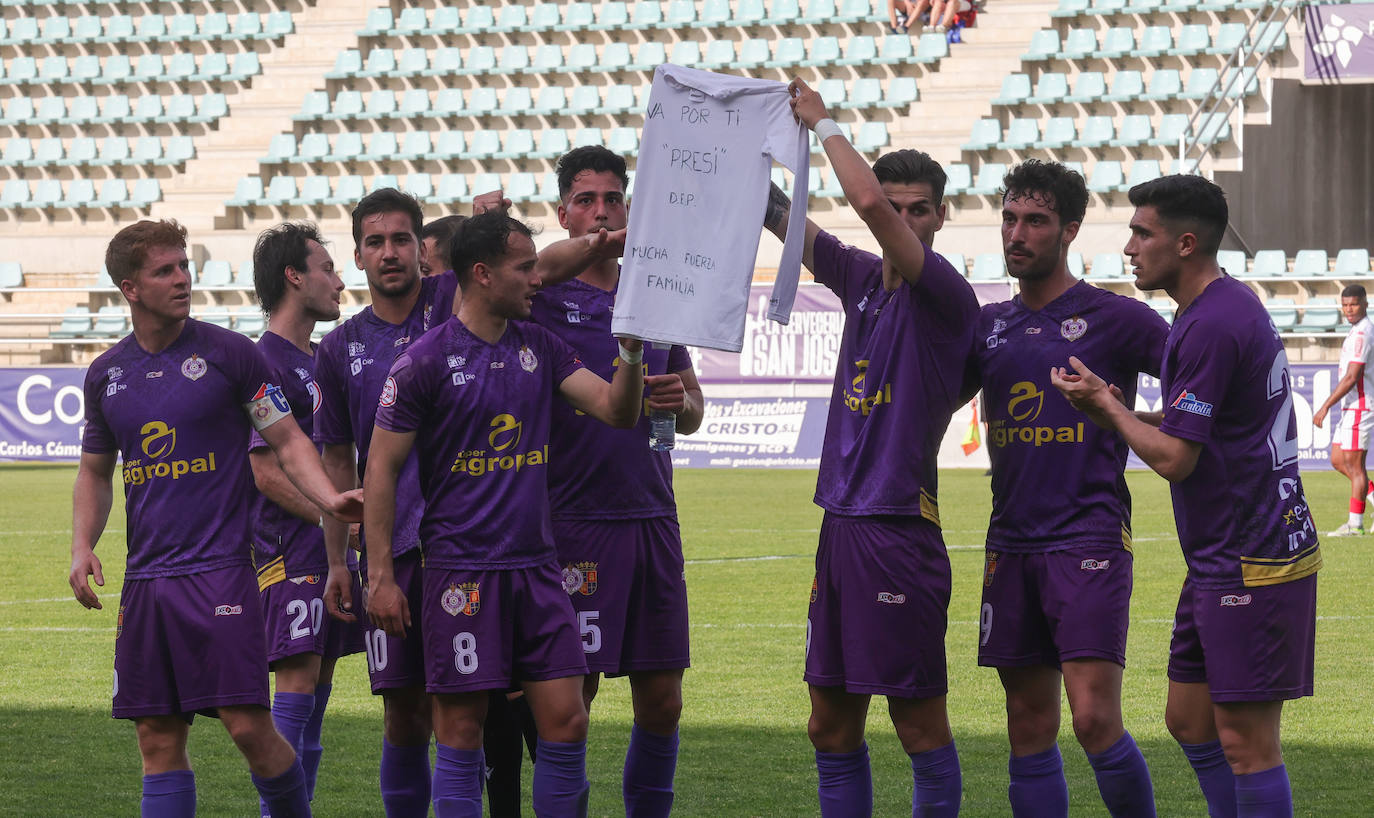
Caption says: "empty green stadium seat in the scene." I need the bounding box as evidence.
[1094,26,1135,58]
[1210,22,1247,55]
[92,306,130,337]
[558,3,595,30]
[968,163,1007,196]
[944,163,972,196]
[1150,114,1189,147]
[1102,70,1144,102]
[1170,24,1212,56]
[52,308,92,338]
[963,118,1001,152]
[96,136,130,165]
[426,7,461,33]
[1027,72,1068,104]
[805,37,842,66]
[839,35,877,66]
[1126,159,1162,187]
[529,4,562,28]
[227,178,263,208]
[1251,250,1287,277]
[1072,116,1115,148]
[1052,0,1090,17]
[1217,250,1247,276]
[497,44,530,72]
[1335,249,1371,277]
[400,88,430,116]
[1266,298,1297,330]
[915,32,948,62]
[1292,250,1330,277]
[1130,25,1172,57]
[1068,252,1086,278]
[199,260,233,287]
[734,38,772,68]
[1254,21,1288,52]
[1089,253,1126,278]
[702,39,736,68]
[427,48,463,76]
[1088,161,1125,193]
[668,0,698,24]
[533,86,567,114]
[294,176,332,207]
[361,7,392,35]
[359,131,398,161]
[1111,115,1153,147]
[402,173,433,199]
[997,118,1040,150]
[264,175,297,204]
[333,176,365,205]
[566,43,600,70]
[768,38,805,67]
[29,179,62,208]
[432,131,468,158]
[400,131,433,159]
[595,2,631,28]
[1060,28,1098,59]
[234,307,265,337]
[1064,71,1107,103]
[296,132,329,160]
[597,85,636,114]
[993,74,1031,106]
[884,76,919,107]
[855,122,889,152]
[534,129,571,159]
[1296,300,1340,332]
[971,253,1007,279]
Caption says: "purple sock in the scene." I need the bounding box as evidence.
[1235,764,1292,818]
[252,761,311,818]
[533,738,590,818]
[623,724,678,818]
[261,691,314,816]
[1009,745,1068,818]
[301,684,332,800]
[381,739,433,818]
[815,743,872,818]
[1180,740,1238,818]
[1086,732,1155,817]
[910,741,961,817]
[141,770,196,818]
[432,743,484,818]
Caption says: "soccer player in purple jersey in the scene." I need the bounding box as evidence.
[247,221,366,813]
[762,79,978,817]
[965,161,1166,817]
[69,220,363,818]
[421,215,467,278]
[1053,175,1320,818]
[364,210,646,817]
[315,188,459,817]
[521,145,703,817]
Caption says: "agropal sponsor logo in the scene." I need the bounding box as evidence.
[989,381,1085,448]
[122,421,218,486]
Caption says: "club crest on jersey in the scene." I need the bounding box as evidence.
[441,582,480,616]
[181,355,207,381]
[984,552,1000,587]
[876,592,907,604]
[348,341,366,358]
[1171,389,1214,418]
[1220,594,1253,607]
[379,377,397,407]
[562,562,598,596]
[214,604,243,616]
[1060,317,1087,341]
[1080,559,1110,571]
[519,345,538,373]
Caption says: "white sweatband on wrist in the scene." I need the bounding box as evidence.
[814,118,845,144]
[618,341,643,365]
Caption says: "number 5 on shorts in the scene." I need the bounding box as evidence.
[579,611,602,653]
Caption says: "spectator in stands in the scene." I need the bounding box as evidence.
[888,0,918,33]
[922,0,979,41]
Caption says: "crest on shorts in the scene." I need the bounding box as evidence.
[441,582,480,616]
[181,354,207,381]
[1060,317,1087,341]
[116,606,124,638]
[810,575,819,603]
[290,574,321,585]
[562,562,598,596]
[984,552,1000,587]
[519,345,538,373]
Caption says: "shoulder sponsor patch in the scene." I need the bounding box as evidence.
[1170,389,1214,418]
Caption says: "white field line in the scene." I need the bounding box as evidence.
[692,614,1371,629]
[0,597,87,605]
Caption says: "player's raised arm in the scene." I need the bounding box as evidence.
[558,337,646,428]
[256,413,363,522]
[762,182,822,274]
[361,426,416,638]
[789,77,927,285]
[1052,356,1201,481]
[533,227,628,287]
[69,450,117,609]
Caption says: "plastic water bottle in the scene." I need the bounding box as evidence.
[649,410,675,451]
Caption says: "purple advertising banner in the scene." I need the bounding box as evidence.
[0,367,87,461]
[1305,4,1374,81]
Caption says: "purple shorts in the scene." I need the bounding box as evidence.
[805,513,951,699]
[422,561,588,694]
[978,545,1133,668]
[1168,574,1317,702]
[553,517,690,676]
[113,564,270,720]
[361,548,426,693]
[324,567,366,660]
[261,571,330,665]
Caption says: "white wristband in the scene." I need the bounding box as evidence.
[814,118,845,144]
[618,341,643,365]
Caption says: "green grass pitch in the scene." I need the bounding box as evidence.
[0,464,1369,816]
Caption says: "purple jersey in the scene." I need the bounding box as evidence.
[972,282,1169,552]
[82,320,283,580]
[315,272,458,556]
[248,332,328,579]
[1161,275,1321,588]
[374,318,585,569]
[811,230,979,519]
[528,279,691,520]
